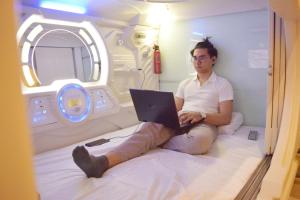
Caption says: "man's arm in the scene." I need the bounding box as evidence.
[179,100,233,126]
[203,100,233,126]
[175,97,184,112]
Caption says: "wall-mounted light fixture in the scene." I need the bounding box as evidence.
[146,4,173,26]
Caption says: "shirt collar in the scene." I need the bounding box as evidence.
[193,71,217,83]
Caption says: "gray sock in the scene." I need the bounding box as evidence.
[72,146,109,178]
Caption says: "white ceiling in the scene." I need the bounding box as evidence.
[20,0,269,22]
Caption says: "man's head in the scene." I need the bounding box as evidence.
[190,38,218,58]
[190,38,218,74]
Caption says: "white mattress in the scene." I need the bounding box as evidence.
[34,125,265,200]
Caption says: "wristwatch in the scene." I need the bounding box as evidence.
[200,112,207,120]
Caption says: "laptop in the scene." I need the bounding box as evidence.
[129,89,200,134]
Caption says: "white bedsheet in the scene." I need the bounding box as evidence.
[34,125,265,200]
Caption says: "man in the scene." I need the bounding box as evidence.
[72,38,233,178]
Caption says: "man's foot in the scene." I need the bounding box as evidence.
[72,146,109,178]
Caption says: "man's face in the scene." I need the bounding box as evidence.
[192,48,216,74]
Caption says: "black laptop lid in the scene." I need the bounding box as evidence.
[129,89,180,130]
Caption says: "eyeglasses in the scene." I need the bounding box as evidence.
[192,55,209,62]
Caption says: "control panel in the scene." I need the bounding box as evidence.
[91,88,113,114]
[26,84,120,129]
[29,96,57,127]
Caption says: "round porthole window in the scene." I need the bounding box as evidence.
[17,15,109,87]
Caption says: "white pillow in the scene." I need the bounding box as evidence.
[218,112,243,135]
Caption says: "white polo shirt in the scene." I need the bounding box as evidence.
[175,71,233,114]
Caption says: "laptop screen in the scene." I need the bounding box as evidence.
[129,89,180,130]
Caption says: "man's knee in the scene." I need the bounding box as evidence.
[178,132,214,155]
[165,133,214,155]
[187,125,216,154]
[193,134,214,154]
[138,122,173,147]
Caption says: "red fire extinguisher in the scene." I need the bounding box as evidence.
[153,44,161,74]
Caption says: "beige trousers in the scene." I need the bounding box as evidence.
[109,122,217,163]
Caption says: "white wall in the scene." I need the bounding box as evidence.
[159,9,269,127]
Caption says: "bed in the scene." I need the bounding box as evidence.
[34,125,265,200]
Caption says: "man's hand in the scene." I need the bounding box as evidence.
[179,112,203,124]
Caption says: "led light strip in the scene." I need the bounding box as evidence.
[22,65,35,86]
[90,45,99,62]
[79,29,92,45]
[27,25,43,42]
[21,42,31,63]
[93,64,99,80]
[17,15,43,43]
[40,1,86,14]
